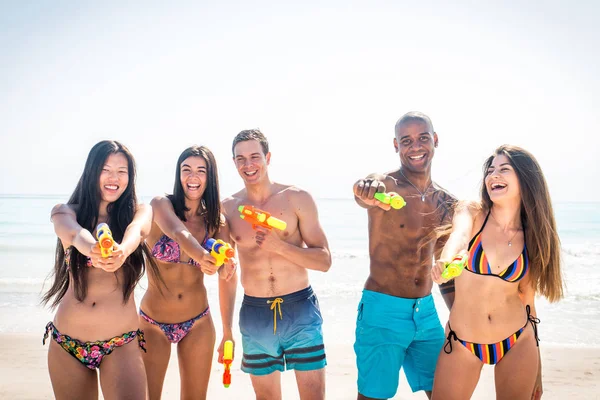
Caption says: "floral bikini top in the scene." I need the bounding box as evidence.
[150,229,209,267]
[63,247,93,270]
[466,212,529,283]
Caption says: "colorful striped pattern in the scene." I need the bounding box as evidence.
[467,233,529,282]
[459,326,524,365]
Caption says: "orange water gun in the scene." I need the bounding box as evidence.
[222,340,233,388]
[238,205,287,231]
[202,238,235,267]
[95,223,114,258]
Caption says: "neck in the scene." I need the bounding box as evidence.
[185,197,203,217]
[490,203,521,231]
[98,201,109,222]
[399,167,432,189]
[245,177,274,204]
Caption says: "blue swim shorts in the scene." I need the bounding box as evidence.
[354,289,445,398]
[240,286,327,376]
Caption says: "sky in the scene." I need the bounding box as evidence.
[1,0,599,202]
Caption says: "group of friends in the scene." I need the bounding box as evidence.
[42,111,563,400]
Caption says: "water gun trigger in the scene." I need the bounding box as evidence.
[222,340,233,388]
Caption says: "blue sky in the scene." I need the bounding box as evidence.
[1,1,598,201]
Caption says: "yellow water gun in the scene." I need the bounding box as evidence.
[95,223,114,258]
[374,192,407,210]
[222,340,233,388]
[202,238,235,267]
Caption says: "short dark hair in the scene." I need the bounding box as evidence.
[395,111,434,135]
[232,129,269,156]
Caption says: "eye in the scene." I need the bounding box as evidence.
[102,168,109,172]
[401,140,410,146]
[500,167,510,172]
[118,171,128,175]
[420,136,430,141]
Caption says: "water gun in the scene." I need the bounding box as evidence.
[374,192,407,210]
[238,205,287,231]
[95,223,114,258]
[222,340,233,388]
[441,253,468,280]
[202,238,235,267]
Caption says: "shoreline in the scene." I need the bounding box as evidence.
[1,333,598,399]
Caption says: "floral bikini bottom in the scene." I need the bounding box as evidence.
[43,321,146,370]
[139,307,210,344]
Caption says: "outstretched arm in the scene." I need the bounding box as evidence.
[255,190,332,272]
[51,204,96,256]
[431,200,479,285]
[150,196,218,275]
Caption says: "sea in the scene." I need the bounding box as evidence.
[0,195,599,348]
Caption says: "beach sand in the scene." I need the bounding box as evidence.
[0,334,598,399]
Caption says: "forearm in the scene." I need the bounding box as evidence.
[219,274,238,335]
[439,281,455,310]
[121,223,145,256]
[71,229,97,256]
[440,231,469,261]
[172,230,211,261]
[275,242,331,272]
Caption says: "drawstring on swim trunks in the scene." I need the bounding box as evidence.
[267,298,284,334]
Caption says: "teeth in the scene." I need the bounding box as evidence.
[188,184,200,188]
[409,154,425,160]
[491,183,506,190]
[245,171,257,176]
[105,185,118,190]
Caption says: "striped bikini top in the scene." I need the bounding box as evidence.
[466,212,529,282]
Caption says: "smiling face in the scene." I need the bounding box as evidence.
[485,154,521,204]
[233,139,270,184]
[180,156,208,201]
[99,152,129,203]
[394,121,438,172]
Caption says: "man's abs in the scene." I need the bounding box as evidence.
[239,252,310,297]
[365,261,433,298]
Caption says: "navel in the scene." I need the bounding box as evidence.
[178,293,183,300]
[92,302,96,307]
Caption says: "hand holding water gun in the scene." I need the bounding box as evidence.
[202,238,235,267]
[222,340,233,388]
[374,192,407,210]
[95,223,114,258]
[238,205,287,231]
[432,252,468,284]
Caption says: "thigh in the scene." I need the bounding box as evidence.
[431,337,483,400]
[177,313,216,400]
[494,325,539,400]
[48,339,99,400]
[139,317,172,400]
[239,303,284,376]
[404,322,445,392]
[354,302,412,399]
[250,371,282,400]
[295,368,325,400]
[98,335,147,400]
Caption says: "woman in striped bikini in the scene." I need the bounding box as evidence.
[431,145,564,400]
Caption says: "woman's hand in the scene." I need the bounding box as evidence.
[89,242,129,272]
[432,259,450,284]
[197,252,219,275]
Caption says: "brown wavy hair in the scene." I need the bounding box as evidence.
[483,145,563,302]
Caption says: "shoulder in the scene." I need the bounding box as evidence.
[150,195,172,208]
[280,184,315,204]
[50,203,76,220]
[221,193,242,215]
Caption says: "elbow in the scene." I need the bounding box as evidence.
[321,250,332,272]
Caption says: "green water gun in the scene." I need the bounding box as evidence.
[441,253,468,280]
[373,192,406,210]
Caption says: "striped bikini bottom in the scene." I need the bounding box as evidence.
[444,305,540,365]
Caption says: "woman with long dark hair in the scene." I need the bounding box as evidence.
[140,145,237,400]
[42,140,159,399]
[431,145,563,399]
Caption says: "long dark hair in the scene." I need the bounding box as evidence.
[167,145,221,235]
[42,140,158,308]
[482,145,563,302]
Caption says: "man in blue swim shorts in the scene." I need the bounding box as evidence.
[352,112,456,399]
[222,129,332,400]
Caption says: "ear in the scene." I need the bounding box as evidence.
[265,152,271,165]
[433,132,439,148]
[393,137,399,153]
